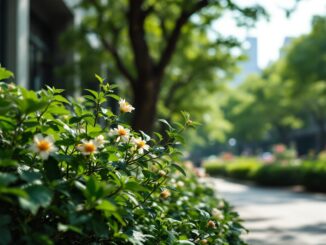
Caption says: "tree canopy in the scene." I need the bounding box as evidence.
[60,0,267,133]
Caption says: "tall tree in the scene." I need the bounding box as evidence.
[61,0,267,133]
[283,16,326,150]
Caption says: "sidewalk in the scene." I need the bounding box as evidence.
[206,177,326,245]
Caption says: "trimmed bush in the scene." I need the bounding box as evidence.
[252,164,303,187]
[302,162,326,192]
[204,157,326,192]
[0,69,246,244]
[203,161,227,177]
[226,161,260,181]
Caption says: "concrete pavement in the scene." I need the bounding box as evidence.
[206,177,326,245]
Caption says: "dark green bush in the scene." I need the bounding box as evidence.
[0,68,246,244]
[252,164,303,186]
[302,162,326,192]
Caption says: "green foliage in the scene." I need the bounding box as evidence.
[204,157,326,192]
[226,15,326,150]
[301,161,326,192]
[204,158,260,180]
[252,164,303,187]
[0,73,246,244]
[0,67,13,80]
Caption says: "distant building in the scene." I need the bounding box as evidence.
[233,37,260,85]
[0,0,74,90]
[279,37,294,57]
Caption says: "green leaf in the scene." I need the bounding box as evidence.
[85,89,99,99]
[125,181,149,192]
[177,241,195,245]
[0,67,13,80]
[108,94,120,101]
[0,160,17,167]
[19,185,53,214]
[96,200,117,212]
[0,173,17,186]
[57,223,82,234]
[95,74,104,84]
[158,119,173,130]
[19,170,42,183]
[171,163,187,176]
[0,187,27,198]
[54,95,70,104]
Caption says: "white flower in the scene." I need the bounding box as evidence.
[109,125,130,142]
[94,135,106,148]
[77,140,98,155]
[132,137,149,154]
[8,83,16,90]
[211,208,224,220]
[30,134,57,160]
[218,200,225,209]
[176,181,185,188]
[119,99,135,113]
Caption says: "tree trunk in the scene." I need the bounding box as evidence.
[132,78,160,133]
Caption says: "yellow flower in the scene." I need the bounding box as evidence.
[119,99,135,113]
[77,140,97,155]
[30,134,57,160]
[109,125,130,142]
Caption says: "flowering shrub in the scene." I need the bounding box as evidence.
[272,144,297,164]
[0,69,246,244]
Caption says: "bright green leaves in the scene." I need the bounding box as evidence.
[0,67,13,80]
[19,185,53,214]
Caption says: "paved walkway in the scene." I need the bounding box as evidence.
[206,178,326,245]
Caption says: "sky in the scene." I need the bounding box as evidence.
[214,0,326,68]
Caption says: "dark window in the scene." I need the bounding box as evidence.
[0,0,7,65]
[29,13,52,90]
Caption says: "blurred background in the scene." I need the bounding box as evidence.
[1,0,326,164]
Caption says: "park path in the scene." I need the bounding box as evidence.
[206,177,326,245]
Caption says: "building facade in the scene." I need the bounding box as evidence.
[0,0,73,89]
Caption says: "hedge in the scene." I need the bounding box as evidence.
[204,158,326,192]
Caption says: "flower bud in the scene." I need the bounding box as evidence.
[207,220,216,229]
[158,170,167,177]
[160,189,171,199]
[200,239,208,245]
[176,181,185,188]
